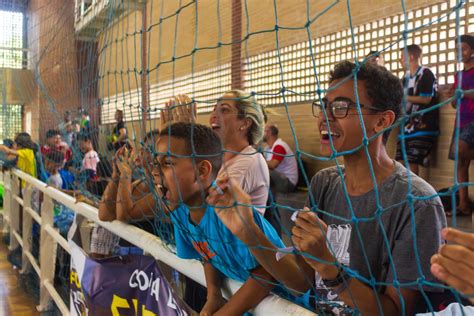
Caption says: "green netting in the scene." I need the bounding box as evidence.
[2,0,474,314]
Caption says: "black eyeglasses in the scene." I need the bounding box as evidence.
[312,98,380,119]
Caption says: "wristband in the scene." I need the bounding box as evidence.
[322,265,351,288]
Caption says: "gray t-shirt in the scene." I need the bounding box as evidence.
[306,161,446,299]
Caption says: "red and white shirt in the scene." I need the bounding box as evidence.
[267,139,298,186]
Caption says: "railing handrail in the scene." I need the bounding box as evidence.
[0,168,314,315]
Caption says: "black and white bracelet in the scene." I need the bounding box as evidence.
[322,265,352,294]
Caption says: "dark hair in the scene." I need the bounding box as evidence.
[96,159,112,178]
[268,124,279,136]
[159,122,223,177]
[3,139,14,148]
[458,34,474,49]
[46,129,60,139]
[401,44,422,59]
[45,150,64,165]
[76,133,92,142]
[366,50,379,58]
[144,129,160,143]
[14,133,35,150]
[329,61,403,144]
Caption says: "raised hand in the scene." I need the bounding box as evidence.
[291,208,337,278]
[431,228,474,303]
[115,146,134,177]
[160,94,197,128]
[206,175,255,241]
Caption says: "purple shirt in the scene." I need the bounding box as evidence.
[454,67,474,128]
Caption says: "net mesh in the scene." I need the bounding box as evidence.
[1,0,473,314]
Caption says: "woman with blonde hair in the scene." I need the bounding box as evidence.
[161,90,269,214]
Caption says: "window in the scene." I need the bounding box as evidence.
[0,104,22,142]
[0,10,24,69]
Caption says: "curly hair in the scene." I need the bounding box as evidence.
[329,61,403,144]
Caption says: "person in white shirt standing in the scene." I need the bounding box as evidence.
[263,124,298,193]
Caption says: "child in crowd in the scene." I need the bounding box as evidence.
[0,133,37,179]
[0,139,17,169]
[76,133,100,183]
[44,150,65,189]
[152,122,284,315]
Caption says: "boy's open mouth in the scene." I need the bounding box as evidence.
[158,183,170,200]
[320,130,341,140]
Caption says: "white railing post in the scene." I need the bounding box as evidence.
[2,170,11,234]
[37,195,57,312]
[20,184,33,274]
[74,0,79,22]
[9,174,20,251]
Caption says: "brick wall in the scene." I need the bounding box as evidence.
[24,0,80,143]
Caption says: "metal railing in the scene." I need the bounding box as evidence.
[0,169,313,315]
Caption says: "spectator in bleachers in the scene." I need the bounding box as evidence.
[263,124,298,193]
[161,92,269,215]
[41,129,61,156]
[76,133,100,183]
[58,110,72,132]
[44,150,65,189]
[41,129,71,163]
[63,122,75,147]
[98,130,164,239]
[0,132,37,179]
[80,109,91,134]
[262,124,299,235]
[0,139,17,169]
[395,44,439,175]
[211,61,447,314]
[97,129,170,249]
[107,109,128,151]
[447,34,474,216]
[153,122,283,315]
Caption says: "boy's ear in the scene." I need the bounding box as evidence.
[373,110,396,134]
[197,160,213,181]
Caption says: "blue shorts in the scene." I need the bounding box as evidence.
[448,122,474,160]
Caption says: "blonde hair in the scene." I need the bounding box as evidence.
[226,90,265,145]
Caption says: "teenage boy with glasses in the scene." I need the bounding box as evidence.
[209,61,447,315]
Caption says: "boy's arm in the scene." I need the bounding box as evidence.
[292,211,419,315]
[207,177,314,293]
[98,180,119,221]
[0,145,18,156]
[214,265,274,316]
[201,262,226,316]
